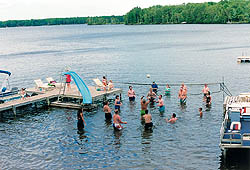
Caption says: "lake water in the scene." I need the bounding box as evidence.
[1,24,250,170]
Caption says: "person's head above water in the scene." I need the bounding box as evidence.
[103,76,106,79]
[104,100,109,105]
[129,86,132,90]
[159,95,162,99]
[172,113,176,118]
[149,88,152,92]
[199,108,202,112]
[116,95,119,99]
[142,99,146,104]
[145,110,149,114]
[207,91,210,95]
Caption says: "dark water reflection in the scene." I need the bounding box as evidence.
[1,24,250,169]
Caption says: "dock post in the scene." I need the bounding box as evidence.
[120,93,122,101]
[46,97,50,106]
[12,106,16,116]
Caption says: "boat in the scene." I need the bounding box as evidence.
[220,93,250,154]
[0,70,19,103]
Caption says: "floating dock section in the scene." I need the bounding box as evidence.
[237,56,250,63]
[0,85,122,115]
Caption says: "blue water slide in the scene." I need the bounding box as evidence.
[63,71,92,104]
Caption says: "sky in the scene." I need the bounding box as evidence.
[0,0,220,21]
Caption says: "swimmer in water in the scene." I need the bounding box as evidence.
[202,84,209,101]
[199,108,203,117]
[143,110,153,130]
[205,91,212,107]
[166,113,177,123]
[157,95,165,112]
[114,95,122,112]
[141,96,150,117]
[178,87,187,105]
[113,109,127,130]
[147,88,157,103]
[128,86,136,102]
[103,101,112,121]
[77,109,86,131]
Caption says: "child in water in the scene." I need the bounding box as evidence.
[199,108,203,117]
[77,109,86,131]
[166,113,177,123]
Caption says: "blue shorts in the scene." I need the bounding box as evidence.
[159,106,165,112]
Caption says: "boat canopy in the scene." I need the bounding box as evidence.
[0,70,11,76]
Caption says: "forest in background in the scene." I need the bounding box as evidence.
[0,0,249,28]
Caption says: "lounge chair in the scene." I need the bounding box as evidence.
[34,79,53,91]
[93,78,106,90]
[46,77,64,88]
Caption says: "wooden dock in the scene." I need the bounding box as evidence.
[0,85,122,115]
[237,56,250,63]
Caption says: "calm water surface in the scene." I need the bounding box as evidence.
[1,24,250,170]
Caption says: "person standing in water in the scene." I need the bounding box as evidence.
[199,108,203,117]
[143,110,153,130]
[127,86,136,102]
[166,113,177,123]
[114,95,122,112]
[147,88,157,103]
[113,109,127,130]
[77,109,86,131]
[205,91,212,107]
[202,84,209,101]
[103,101,112,121]
[178,87,187,105]
[141,96,150,117]
[157,95,165,112]
[151,82,158,93]
[165,84,171,95]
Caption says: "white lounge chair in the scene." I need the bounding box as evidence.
[46,77,64,88]
[34,79,53,91]
[93,78,106,90]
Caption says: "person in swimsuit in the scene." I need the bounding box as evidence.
[202,84,209,101]
[147,88,157,103]
[165,84,171,95]
[206,91,212,107]
[77,109,86,131]
[199,108,203,117]
[128,86,136,102]
[178,87,187,105]
[103,101,112,121]
[157,95,165,112]
[20,88,27,100]
[113,109,127,130]
[151,82,158,93]
[141,96,150,117]
[114,95,122,112]
[65,74,71,90]
[166,113,177,123]
[143,110,153,130]
[108,80,114,90]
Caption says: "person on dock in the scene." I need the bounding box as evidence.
[151,81,158,93]
[205,91,212,107]
[113,109,127,130]
[165,84,171,95]
[103,101,112,121]
[199,108,203,117]
[20,88,27,100]
[178,86,187,105]
[128,86,136,102]
[157,95,165,112]
[115,95,122,112]
[77,109,86,131]
[65,73,71,90]
[108,80,114,91]
[147,88,157,103]
[143,110,153,130]
[202,84,209,101]
[166,113,177,123]
[141,96,150,117]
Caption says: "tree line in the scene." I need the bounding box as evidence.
[0,16,124,28]
[124,0,250,24]
[1,0,250,28]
